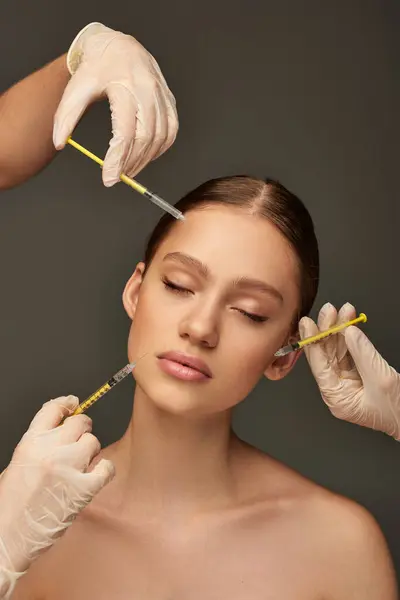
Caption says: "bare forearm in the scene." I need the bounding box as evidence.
[0,55,70,190]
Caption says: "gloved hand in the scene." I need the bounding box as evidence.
[299,303,400,441]
[53,22,178,186]
[0,396,114,599]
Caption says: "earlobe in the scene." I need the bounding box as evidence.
[264,347,303,381]
[122,262,145,320]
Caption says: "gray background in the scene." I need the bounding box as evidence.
[1,0,399,578]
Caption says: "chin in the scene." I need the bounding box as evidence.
[157,381,210,415]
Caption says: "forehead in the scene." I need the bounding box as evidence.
[153,206,300,294]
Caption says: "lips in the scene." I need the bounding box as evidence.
[157,351,212,379]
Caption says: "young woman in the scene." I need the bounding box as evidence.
[12,176,397,599]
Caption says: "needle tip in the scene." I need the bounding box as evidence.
[274,345,292,357]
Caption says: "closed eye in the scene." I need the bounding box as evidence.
[162,277,193,295]
[235,308,268,323]
[162,277,267,322]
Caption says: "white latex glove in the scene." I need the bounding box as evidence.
[53,22,178,186]
[0,396,115,599]
[299,303,400,440]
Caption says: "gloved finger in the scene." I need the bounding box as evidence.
[67,432,101,471]
[57,413,92,444]
[344,326,394,384]
[317,303,338,366]
[123,91,157,178]
[148,86,168,163]
[53,71,98,149]
[299,317,341,394]
[102,83,138,187]
[153,102,179,160]
[153,89,179,160]
[336,303,357,366]
[299,314,318,341]
[29,396,80,432]
[83,458,115,495]
[149,54,171,91]
[129,88,166,176]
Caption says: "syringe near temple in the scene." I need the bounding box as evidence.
[67,137,184,221]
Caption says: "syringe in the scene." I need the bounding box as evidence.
[67,137,184,221]
[71,362,137,417]
[61,355,146,423]
[275,313,367,357]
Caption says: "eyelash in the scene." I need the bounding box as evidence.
[162,277,192,295]
[162,277,268,324]
[236,309,268,323]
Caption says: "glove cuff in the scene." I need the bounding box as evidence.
[66,22,113,75]
[0,567,26,600]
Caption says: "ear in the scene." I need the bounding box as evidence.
[122,262,145,320]
[264,333,303,381]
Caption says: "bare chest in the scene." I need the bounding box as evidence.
[24,513,327,600]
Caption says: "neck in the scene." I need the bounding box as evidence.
[109,385,238,520]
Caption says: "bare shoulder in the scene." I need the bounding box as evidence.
[305,489,398,599]
[234,441,398,599]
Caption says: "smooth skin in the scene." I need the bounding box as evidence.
[0,56,69,190]
[12,206,397,599]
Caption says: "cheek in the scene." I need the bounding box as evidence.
[127,285,173,357]
[216,328,280,403]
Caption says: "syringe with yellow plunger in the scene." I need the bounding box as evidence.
[275,313,367,357]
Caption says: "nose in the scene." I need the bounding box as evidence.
[178,300,219,349]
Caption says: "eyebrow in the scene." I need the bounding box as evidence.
[232,277,283,304]
[163,252,210,278]
[163,252,283,304]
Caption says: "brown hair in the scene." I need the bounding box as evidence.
[144,176,319,323]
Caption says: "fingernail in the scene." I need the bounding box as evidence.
[103,152,123,187]
[102,160,122,187]
[103,177,118,187]
[298,318,308,339]
[103,172,120,187]
[106,463,116,483]
[321,302,334,312]
[53,123,65,150]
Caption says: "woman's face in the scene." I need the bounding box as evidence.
[123,205,301,417]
